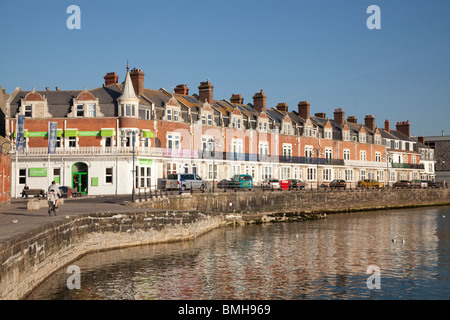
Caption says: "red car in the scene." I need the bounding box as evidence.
[329,180,347,190]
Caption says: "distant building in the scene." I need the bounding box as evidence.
[423,134,450,183]
[0,86,12,205]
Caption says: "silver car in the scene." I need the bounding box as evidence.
[165,173,206,191]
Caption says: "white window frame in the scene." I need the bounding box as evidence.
[167,133,181,150]
[282,143,292,158]
[344,149,350,160]
[307,167,317,181]
[345,169,353,181]
[87,104,96,117]
[375,152,381,162]
[360,150,367,161]
[305,145,313,158]
[323,168,332,181]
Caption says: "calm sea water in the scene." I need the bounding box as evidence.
[27,206,450,300]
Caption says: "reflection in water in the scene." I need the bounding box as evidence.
[27,206,450,300]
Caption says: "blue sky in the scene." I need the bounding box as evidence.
[1,0,449,137]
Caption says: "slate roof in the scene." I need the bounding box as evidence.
[9,90,82,118]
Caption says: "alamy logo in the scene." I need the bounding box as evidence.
[67,265,81,289]
[366,5,381,30]
[366,265,381,289]
[66,5,81,30]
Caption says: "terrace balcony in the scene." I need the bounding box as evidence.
[391,162,425,170]
[18,147,422,169]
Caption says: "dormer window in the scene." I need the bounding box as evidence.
[324,128,332,139]
[87,104,96,117]
[77,105,84,117]
[342,130,350,141]
[374,134,381,145]
[304,125,315,137]
[24,105,32,118]
[258,120,268,132]
[202,112,213,126]
[231,116,242,129]
[283,123,292,135]
[359,132,366,143]
[166,106,181,122]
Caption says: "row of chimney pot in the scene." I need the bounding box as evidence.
[102,70,410,137]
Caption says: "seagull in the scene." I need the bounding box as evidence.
[392,238,396,243]
[402,238,405,244]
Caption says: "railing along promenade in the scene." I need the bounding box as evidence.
[18,147,396,167]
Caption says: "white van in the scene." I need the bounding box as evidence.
[165,173,206,191]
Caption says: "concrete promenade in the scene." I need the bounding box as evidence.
[0,195,152,244]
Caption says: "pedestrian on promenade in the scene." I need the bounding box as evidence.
[21,184,29,198]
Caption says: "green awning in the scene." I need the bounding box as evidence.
[65,129,78,137]
[142,130,154,138]
[57,129,62,138]
[100,129,115,137]
[14,131,28,138]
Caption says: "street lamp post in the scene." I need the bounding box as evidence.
[132,130,136,203]
[316,147,323,190]
[384,152,390,188]
[122,130,139,203]
[209,138,222,193]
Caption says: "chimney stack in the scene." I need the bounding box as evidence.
[315,112,326,119]
[230,94,244,105]
[298,101,310,119]
[198,80,214,104]
[104,72,119,86]
[364,115,375,131]
[334,108,345,125]
[174,84,189,95]
[253,90,267,113]
[396,120,410,137]
[384,119,390,132]
[276,102,289,113]
[130,68,145,97]
[347,116,357,123]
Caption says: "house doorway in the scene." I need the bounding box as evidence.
[72,162,88,194]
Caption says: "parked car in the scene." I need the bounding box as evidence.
[410,179,424,189]
[229,174,253,189]
[288,179,306,190]
[358,179,383,189]
[165,173,206,191]
[217,179,232,189]
[420,180,428,188]
[393,180,411,189]
[329,179,347,190]
[262,178,280,190]
[427,181,439,188]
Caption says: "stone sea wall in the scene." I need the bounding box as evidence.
[1,189,450,300]
[133,188,450,214]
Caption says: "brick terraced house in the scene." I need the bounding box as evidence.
[3,66,434,197]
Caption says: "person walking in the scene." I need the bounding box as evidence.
[47,181,61,212]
